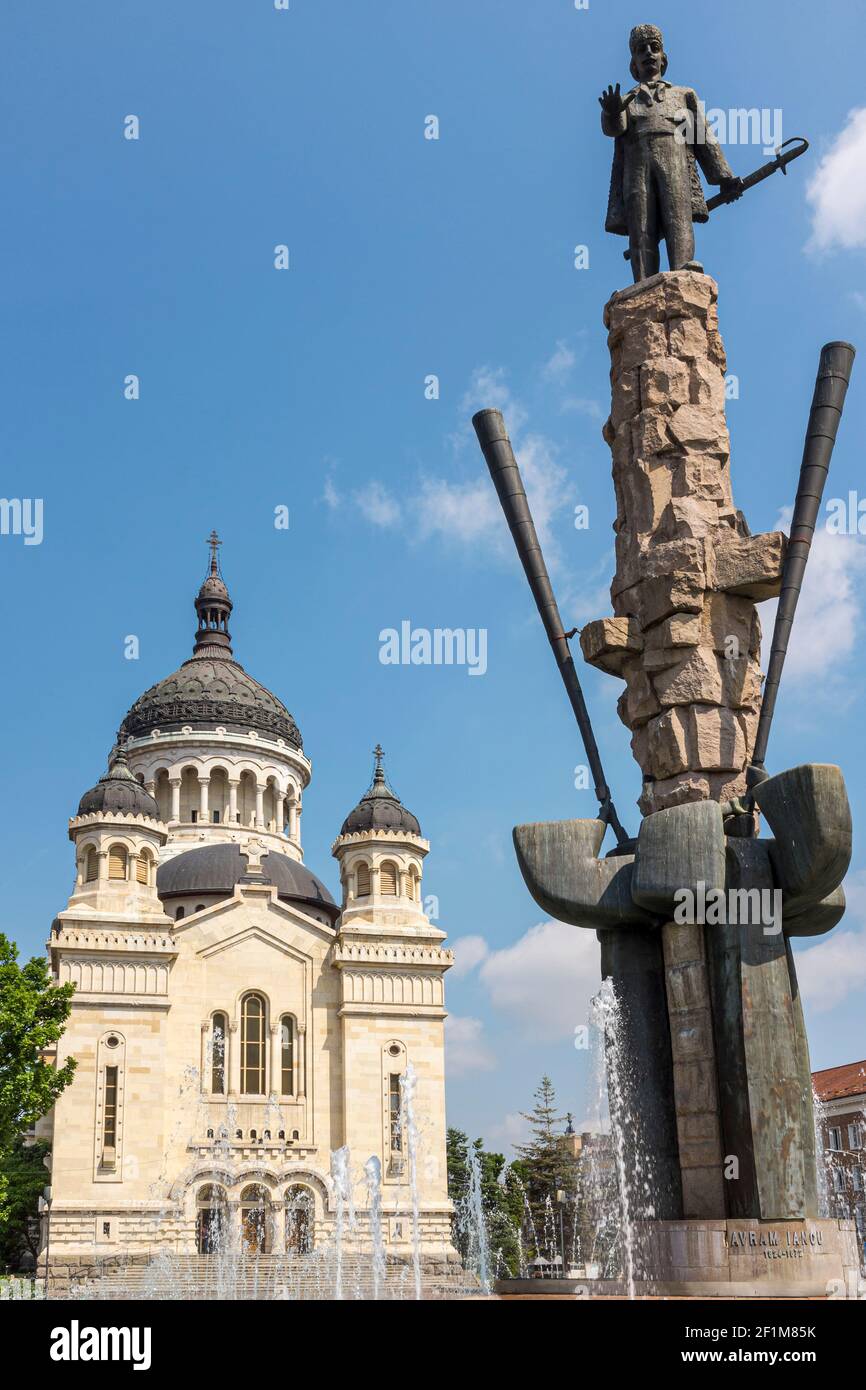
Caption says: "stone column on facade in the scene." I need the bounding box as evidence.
[270,1200,285,1255]
[255,784,265,829]
[198,776,210,824]
[297,1023,306,1101]
[169,778,181,823]
[97,848,109,882]
[200,1022,209,1095]
[275,793,285,836]
[228,1021,240,1097]
[269,1023,282,1098]
[228,779,239,825]
[287,800,298,840]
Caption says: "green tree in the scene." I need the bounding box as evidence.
[446,1128,525,1276]
[514,1076,579,1264]
[0,1138,50,1269]
[0,934,76,1221]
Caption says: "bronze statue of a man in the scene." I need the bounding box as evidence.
[600,24,743,283]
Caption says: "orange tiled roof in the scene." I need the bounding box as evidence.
[812,1059,866,1102]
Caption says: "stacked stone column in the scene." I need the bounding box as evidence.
[580,271,785,816]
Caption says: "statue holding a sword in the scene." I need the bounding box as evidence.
[601,23,808,282]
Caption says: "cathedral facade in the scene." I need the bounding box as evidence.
[40,541,454,1284]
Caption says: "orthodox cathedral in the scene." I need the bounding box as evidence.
[39,537,454,1284]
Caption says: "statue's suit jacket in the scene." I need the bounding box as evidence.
[604,82,735,236]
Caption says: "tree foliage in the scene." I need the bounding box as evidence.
[0,934,75,1225]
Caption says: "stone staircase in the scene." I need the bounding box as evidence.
[60,1252,474,1301]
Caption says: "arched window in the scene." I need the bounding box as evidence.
[136,850,153,886]
[280,1016,294,1096]
[196,1185,227,1255]
[408,868,420,902]
[211,1013,227,1094]
[356,861,370,897]
[240,1184,269,1254]
[175,906,185,921]
[285,1185,314,1254]
[380,860,398,895]
[84,847,99,883]
[240,993,266,1095]
[108,845,128,881]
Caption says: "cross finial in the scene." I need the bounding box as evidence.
[372,743,386,785]
[206,529,222,574]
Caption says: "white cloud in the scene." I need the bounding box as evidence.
[478,919,600,1043]
[449,934,490,978]
[762,508,866,684]
[542,340,576,382]
[795,869,866,1012]
[445,1015,496,1077]
[487,1110,532,1151]
[322,475,341,510]
[353,481,401,528]
[560,396,605,422]
[806,108,866,252]
[416,367,571,565]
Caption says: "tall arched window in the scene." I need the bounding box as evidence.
[136,850,153,886]
[380,860,398,895]
[240,993,266,1095]
[84,847,99,882]
[356,861,370,897]
[408,868,420,902]
[108,845,128,881]
[280,1016,294,1096]
[211,1013,227,1094]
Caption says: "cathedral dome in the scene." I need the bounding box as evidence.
[157,843,339,923]
[339,746,421,837]
[77,748,161,820]
[118,533,302,750]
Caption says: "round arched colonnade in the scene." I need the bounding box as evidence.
[188,1172,329,1255]
[134,755,304,840]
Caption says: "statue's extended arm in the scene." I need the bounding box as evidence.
[599,83,628,138]
[686,88,742,193]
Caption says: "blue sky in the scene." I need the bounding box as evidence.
[2,0,865,1154]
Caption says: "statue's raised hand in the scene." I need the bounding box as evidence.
[598,83,625,117]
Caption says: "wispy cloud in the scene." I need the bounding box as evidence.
[445,1014,496,1077]
[478,919,600,1043]
[794,870,866,1012]
[353,481,402,528]
[762,507,866,686]
[542,339,576,382]
[806,107,866,252]
[449,934,490,979]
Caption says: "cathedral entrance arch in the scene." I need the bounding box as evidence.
[196,1184,227,1255]
[239,1183,269,1254]
[285,1184,315,1254]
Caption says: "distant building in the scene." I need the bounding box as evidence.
[812,1059,866,1263]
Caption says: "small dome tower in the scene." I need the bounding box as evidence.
[332,746,430,929]
[68,747,169,918]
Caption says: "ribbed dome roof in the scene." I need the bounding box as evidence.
[77,748,161,820]
[339,746,421,837]
[118,535,302,749]
[157,843,338,923]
